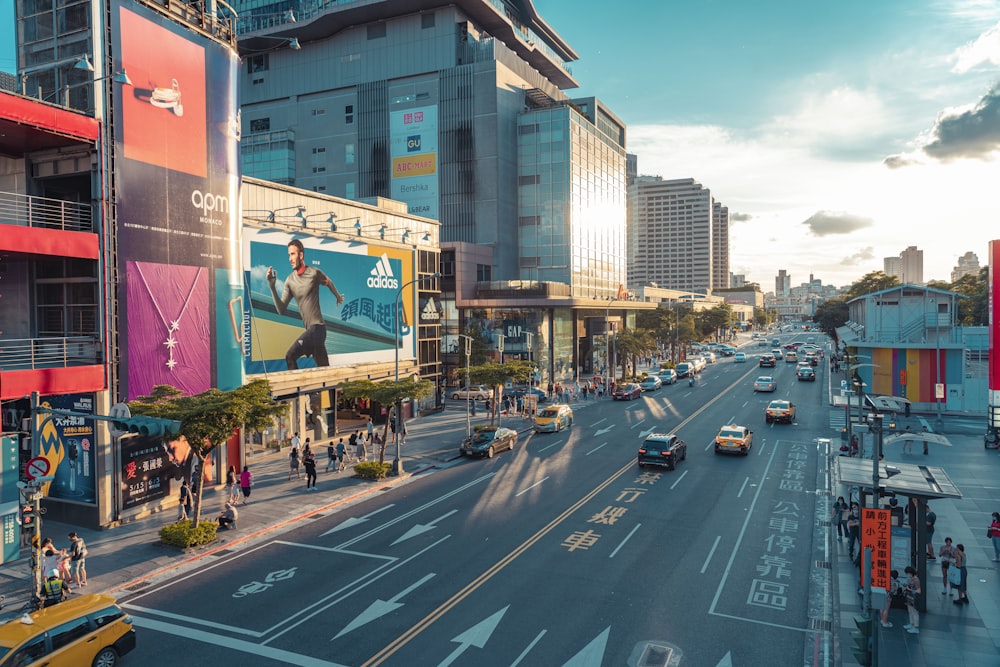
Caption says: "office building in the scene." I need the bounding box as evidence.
[951,251,980,282]
[900,245,924,284]
[712,201,730,289]
[884,256,901,281]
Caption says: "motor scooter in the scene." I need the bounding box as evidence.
[688,376,695,387]
[986,427,999,449]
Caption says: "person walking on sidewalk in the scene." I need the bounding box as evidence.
[336,438,347,472]
[288,445,301,480]
[177,479,192,521]
[881,569,901,628]
[226,465,239,505]
[939,536,956,595]
[239,465,253,504]
[831,496,849,541]
[925,503,936,560]
[355,432,367,462]
[290,432,301,455]
[303,449,317,490]
[903,566,921,634]
[366,417,374,443]
[989,512,1000,561]
[846,504,861,560]
[953,544,969,604]
[326,441,336,473]
[67,532,87,588]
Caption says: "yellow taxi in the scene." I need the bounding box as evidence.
[714,424,753,456]
[533,404,574,433]
[0,594,136,667]
[784,350,798,363]
[765,399,797,424]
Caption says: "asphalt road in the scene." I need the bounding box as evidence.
[117,339,839,667]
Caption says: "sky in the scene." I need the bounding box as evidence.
[2,1,997,288]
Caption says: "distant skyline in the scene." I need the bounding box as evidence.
[3,1,997,288]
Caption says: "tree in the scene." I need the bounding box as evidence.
[812,297,849,347]
[614,328,656,380]
[467,360,534,425]
[844,271,898,300]
[946,266,987,325]
[129,379,286,527]
[340,377,436,465]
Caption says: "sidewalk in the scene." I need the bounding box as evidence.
[0,396,595,618]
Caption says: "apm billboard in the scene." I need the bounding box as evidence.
[243,229,416,374]
[112,0,243,399]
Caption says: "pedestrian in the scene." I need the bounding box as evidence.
[831,496,849,541]
[225,465,237,504]
[356,433,367,462]
[288,445,300,480]
[939,536,955,595]
[67,532,87,588]
[177,479,192,521]
[336,438,347,472]
[846,504,861,561]
[881,569,901,628]
[399,420,407,445]
[290,431,301,454]
[902,425,912,454]
[952,544,969,604]
[303,449,317,490]
[989,512,1000,561]
[366,417,374,442]
[41,569,69,607]
[217,502,238,530]
[326,441,336,472]
[925,503,936,560]
[239,465,253,504]
[304,436,312,453]
[922,425,929,455]
[904,401,911,418]
[902,566,921,634]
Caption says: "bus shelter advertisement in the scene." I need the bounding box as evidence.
[242,229,415,374]
[111,0,243,401]
[35,393,97,504]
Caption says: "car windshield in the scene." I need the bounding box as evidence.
[769,402,789,410]
[538,407,560,417]
[472,430,498,444]
[757,377,773,383]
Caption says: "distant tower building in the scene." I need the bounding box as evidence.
[900,246,924,284]
[884,256,901,281]
[951,251,981,282]
[775,269,790,297]
[712,202,730,289]
[731,274,746,288]
[627,177,716,292]
[626,153,638,186]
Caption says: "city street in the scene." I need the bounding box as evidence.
[116,350,835,666]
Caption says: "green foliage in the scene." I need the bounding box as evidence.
[812,297,849,345]
[844,271,898,300]
[340,377,435,465]
[468,360,534,425]
[159,519,218,548]
[354,461,392,480]
[614,329,657,380]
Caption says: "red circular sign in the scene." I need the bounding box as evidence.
[25,456,51,481]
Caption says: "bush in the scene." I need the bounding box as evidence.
[354,461,392,480]
[160,519,218,548]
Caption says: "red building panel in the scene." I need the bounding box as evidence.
[0,366,106,401]
[0,225,99,259]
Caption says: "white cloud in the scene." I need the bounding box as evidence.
[951,21,1000,72]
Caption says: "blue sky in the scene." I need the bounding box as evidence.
[3,1,998,287]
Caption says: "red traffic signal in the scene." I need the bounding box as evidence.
[21,505,36,532]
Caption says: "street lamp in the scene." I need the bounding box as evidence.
[393,272,441,475]
[457,334,473,440]
[605,297,621,382]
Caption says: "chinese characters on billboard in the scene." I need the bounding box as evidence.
[37,394,97,504]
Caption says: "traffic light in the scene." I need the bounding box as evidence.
[112,416,182,437]
[20,504,36,533]
[851,614,872,666]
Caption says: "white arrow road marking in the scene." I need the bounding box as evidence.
[437,606,509,667]
[716,650,734,667]
[392,509,458,545]
[320,505,395,537]
[562,626,610,667]
[595,425,615,436]
[630,419,646,429]
[639,426,657,438]
[333,573,435,639]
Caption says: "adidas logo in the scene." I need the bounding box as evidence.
[421,297,441,321]
[366,254,399,289]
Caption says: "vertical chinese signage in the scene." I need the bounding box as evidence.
[989,240,1000,416]
[112,0,243,400]
[1,434,19,565]
[861,508,891,590]
[390,106,438,219]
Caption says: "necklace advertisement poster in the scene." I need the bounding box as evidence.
[111,0,243,401]
[243,229,414,374]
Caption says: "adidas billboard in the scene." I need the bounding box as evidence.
[366,254,399,289]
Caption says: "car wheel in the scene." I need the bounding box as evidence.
[451,393,460,400]
[666,463,674,471]
[487,445,495,459]
[93,648,119,667]
[509,437,516,451]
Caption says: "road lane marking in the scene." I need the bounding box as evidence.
[737,476,749,498]
[670,470,688,490]
[537,441,561,453]
[516,476,549,496]
[587,442,608,455]
[609,524,641,558]
[123,603,264,637]
[334,573,436,639]
[511,630,547,667]
[437,606,509,667]
[393,509,459,545]
[701,536,722,574]
[590,418,607,427]
[630,419,646,429]
[320,505,396,536]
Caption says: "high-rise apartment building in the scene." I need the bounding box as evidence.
[900,245,924,284]
[775,269,790,297]
[884,256,901,281]
[235,0,627,297]
[627,176,721,292]
[951,251,980,282]
[712,201,730,289]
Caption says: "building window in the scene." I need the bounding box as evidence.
[518,175,540,186]
[250,118,270,132]
[345,143,355,164]
[312,166,326,173]
[476,264,492,282]
[345,182,355,199]
[247,55,268,73]
[518,216,539,226]
[252,77,264,86]
[367,23,386,39]
[518,124,537,135]
[421,12,435,29]
[345,105,354,124]
[313,185,327,192]
[311,108,325,116]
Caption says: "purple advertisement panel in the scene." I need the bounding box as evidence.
[112,0,242,399]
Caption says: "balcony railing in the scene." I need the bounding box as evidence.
[0,191,93,232]
[0,337,103,370]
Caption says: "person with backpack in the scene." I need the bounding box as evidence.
[177,480,192,521]
[68,532,87,588]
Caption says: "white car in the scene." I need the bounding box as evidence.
[734,352,747,363]
[450,385,494,400]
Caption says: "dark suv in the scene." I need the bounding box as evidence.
[759,354,776,368]
[638,433,687,470]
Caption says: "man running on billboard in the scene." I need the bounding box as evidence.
[267,239,345,369]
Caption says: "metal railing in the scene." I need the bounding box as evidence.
[0,337,103,370]
[0,191,93,232]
